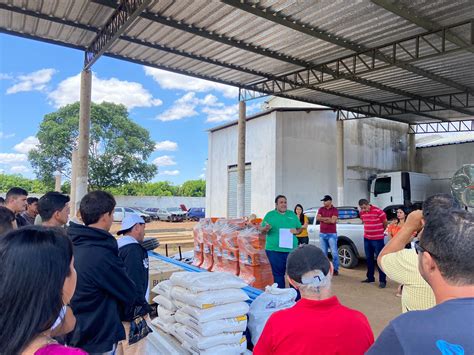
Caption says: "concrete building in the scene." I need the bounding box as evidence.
[206,106,412,218]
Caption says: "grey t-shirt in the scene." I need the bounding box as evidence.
[367,298,474,354]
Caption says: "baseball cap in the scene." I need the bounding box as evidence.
[286,244,330,283]
[321,195,332,201]
[117,214,145,235]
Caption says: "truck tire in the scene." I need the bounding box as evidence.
[338,244,358,269]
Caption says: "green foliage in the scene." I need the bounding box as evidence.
[0,174,51,193]
[29,102,157,189]
[178,179,206,197]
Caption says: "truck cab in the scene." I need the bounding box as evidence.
[369,171,431,212]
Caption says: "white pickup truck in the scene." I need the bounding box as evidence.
[307,207,388,269]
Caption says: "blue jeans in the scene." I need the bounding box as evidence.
[364,239,386,283]
[320,233,339,271]
[265,250,289,289]
[265,250,301,301]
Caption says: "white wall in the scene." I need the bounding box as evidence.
[417,142,474,195]
[276,110,337,211]
[206,112,277,218]
[343,118,409,206]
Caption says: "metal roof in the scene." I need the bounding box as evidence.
[1,0,473,130]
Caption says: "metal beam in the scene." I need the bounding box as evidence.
[93,0,473,116]
[222,0,474,94]
[408,120,474,134]
[371,0,474,54]
[84,0,151,69]
[345,92,474,117]
[1,2,440,121]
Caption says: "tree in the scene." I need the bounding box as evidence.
[0,174,50,193]
[29,102,157,189]
[179,179,206,197]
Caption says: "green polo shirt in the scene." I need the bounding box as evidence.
[262,210,302,252]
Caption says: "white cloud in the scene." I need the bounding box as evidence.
[48,73,162,109]
[13,136,39,154]
[199,173,205,179]
[202,94,223,107]
[0,132,15,139]
[10,165,29,174]
[6,69,56,94]
[153,155,177,166]
[0,153,28,164]
[0,73,13,80]
[203,104,239,123]
[156,92,199,121]
[155,140,178,151]
[144,67,238,99]
[159,170,180,176]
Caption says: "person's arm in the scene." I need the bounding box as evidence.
[99,256,138,308]
[366,323,404,355]
[121,246,148,307]
[378,210,423,267]
[290,214,302,234]
[301,215,309,229]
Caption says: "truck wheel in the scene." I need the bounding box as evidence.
[338,245,358,269]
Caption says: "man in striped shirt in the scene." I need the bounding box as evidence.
[358,199,388,288]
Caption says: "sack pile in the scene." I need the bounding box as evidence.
[192,218,274,290]
[248,283,297,345]
[152,271,250,354]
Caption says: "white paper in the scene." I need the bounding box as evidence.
[278,228,294,249]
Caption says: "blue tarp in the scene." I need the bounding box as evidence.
[148,251,263,301]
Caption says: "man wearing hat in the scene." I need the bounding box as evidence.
[254,245,374,354]
[116,214,152,355]
[316,195,340,275]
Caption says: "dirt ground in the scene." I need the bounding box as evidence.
[112,220,401,337]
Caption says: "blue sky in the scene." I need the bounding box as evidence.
[0,34,262,184]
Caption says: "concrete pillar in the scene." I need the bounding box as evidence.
[236,100,246,217]
[408,132,416,172]
[54,173,61,192]
[336,119,344,207]
[76,69,92,205]
[70,149,78,218]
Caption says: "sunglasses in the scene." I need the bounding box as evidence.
[414,240,439,259]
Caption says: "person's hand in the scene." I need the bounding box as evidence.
[404,210,423,233]
[261,224,271,232]
[289,228,298,234]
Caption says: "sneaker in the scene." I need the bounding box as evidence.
[379,282,387,289]
[333,270,339,276]
[361,279,375,283]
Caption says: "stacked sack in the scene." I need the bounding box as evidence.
[166,271,250,354]
[151,280,178,334]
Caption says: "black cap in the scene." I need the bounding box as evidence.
[321,195,332,201]
[286,244,330,283]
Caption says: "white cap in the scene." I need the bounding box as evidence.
[117,214,145,235]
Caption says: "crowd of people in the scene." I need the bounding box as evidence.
[0,186,473,354]
[0,188,152,354]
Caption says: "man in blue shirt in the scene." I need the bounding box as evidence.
[367,206,474,354]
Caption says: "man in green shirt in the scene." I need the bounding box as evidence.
[261,195,302,288]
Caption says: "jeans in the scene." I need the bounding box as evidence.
[265,250,289,289]
[320,233,339,271]
[364,238,386,283]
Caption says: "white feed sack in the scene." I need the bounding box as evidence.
[174,310,247,337]
[170,271,247,292]
[176,324,243,350]
[153,294,177,312]
[157,305,175,323]
[179,302,250,323]
[171,286,249,309]
[151,316,176,334]
[152,279,173,299]
[248,283,297,345]
[182,338,248,355]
